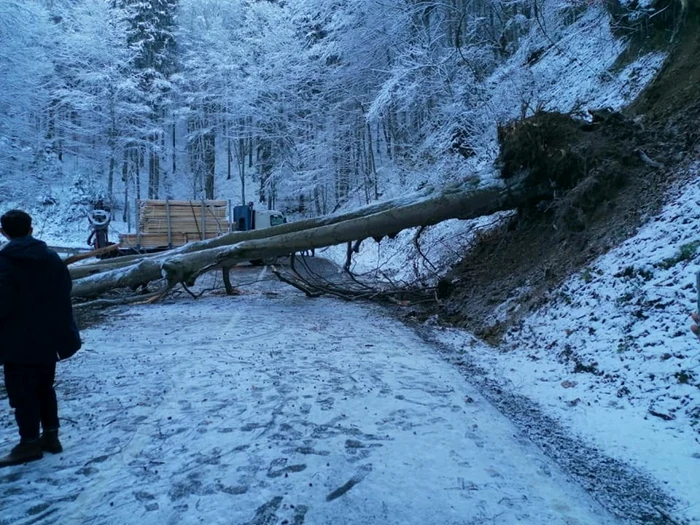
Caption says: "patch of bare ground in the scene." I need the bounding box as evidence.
[73,306,111,331]
[436,13,700,343]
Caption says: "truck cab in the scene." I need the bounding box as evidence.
[232,204,286,266]
[233,204,285,232]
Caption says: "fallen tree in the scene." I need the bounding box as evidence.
[71,173,545,300]
[73,109,641,303]
[69,184,441,281]
[159,184,508,287]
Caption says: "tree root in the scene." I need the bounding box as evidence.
[636,148,665,169]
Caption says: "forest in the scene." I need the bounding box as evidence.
[1,3,700,523]
[1,0,682,221]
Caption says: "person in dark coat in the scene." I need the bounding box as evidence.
[0,210,81,467]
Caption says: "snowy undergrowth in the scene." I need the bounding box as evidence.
[522,8,666,114]
[0,159,114,248]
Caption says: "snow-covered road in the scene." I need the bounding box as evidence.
[0,267,617,525]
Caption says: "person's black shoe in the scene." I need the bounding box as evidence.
[0,439,43,468]
[40,430,63,454]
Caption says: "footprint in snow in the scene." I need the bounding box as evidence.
[326,463,373,501]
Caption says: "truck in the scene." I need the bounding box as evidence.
[111,200,285,256]
[232,203,286,232]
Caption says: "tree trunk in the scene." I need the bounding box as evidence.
[159,184,507,287]
[172,122,177,178]
[227,137,232,181]
[134,148,142,201]
[148,134,160,199]
[108,150,115,201]
[70,183,440,281]
[122,150,130,223]
[70,177,536,299]
[203,128,215,199]
[107,101,117,200]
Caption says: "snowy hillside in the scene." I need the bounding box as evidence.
[325,8,700,524]
[326,6,668,285]
[430,162,700,523]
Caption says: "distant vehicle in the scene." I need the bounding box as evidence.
[115,200,286,261]
[232,203,286,232]
[232,203,287,265]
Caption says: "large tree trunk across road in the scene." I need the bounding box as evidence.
[71,176,534,299]
[69,184,442,281]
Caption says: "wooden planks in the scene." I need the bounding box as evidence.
[119,199,230,249]
[119,232,222,250]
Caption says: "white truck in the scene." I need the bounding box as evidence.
[232,203,286,232]
[117,200,286,255]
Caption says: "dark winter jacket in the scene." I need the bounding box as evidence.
[0,236,81,365]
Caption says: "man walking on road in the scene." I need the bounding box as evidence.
[0,210,81,467]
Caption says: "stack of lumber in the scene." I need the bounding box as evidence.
[119,199,229,250]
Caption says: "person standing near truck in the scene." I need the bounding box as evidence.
[0,210,81,467]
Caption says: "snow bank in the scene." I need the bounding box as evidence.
[432,163,700,523]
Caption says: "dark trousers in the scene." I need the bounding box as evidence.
[3,363,59,441]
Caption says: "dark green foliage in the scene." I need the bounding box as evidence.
[674,370,694,384]
[436,278,455,299]
[657,240,700,269]
[573,360,601,374]
[614,266,654,280]
[116,0,179,81]
[111,0,179,199]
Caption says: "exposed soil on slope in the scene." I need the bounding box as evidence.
[631,12,700,130]
[435,14,700,343]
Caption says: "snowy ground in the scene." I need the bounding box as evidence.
[0,264,622,525]
[317,165,700,525]
[428,166,700,524]
[1,7,692,525]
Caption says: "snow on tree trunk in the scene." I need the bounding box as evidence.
[71,178,535,299]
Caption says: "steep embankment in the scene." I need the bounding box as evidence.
[424,11,700,524]
[438,12,700,341]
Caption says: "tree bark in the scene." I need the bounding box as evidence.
[69,183,442,281]
[158,184,508,287]
[70,178,531,299]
